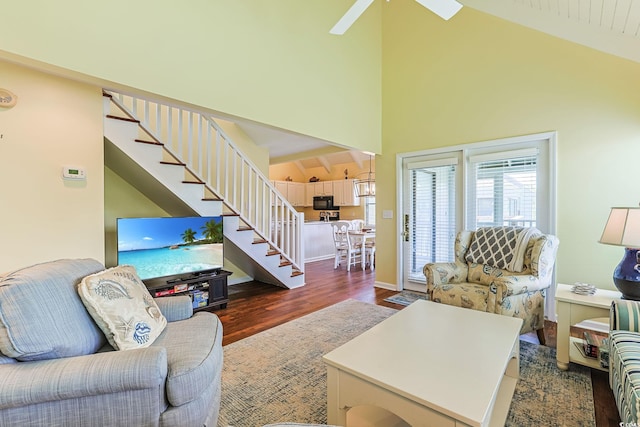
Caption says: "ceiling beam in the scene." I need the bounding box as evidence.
[318,156,332,174]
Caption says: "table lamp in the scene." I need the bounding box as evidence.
[599,207,640,300]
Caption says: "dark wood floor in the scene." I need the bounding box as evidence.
[214,259,619,426]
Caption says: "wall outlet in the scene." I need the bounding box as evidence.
[382,210,393,219]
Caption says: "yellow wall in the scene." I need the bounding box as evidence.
[0,61,104,272]
[377,5,640,289]
[0,0,382,154]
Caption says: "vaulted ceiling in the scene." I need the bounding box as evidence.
[240,0,639,167]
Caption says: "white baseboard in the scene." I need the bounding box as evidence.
[374,281,399,291]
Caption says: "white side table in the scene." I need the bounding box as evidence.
[555,283,621,371]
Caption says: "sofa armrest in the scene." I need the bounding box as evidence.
[611,299,640,332]
[492,274,548,297]
[0,346,167,409]
[154,295,193,322]
[424,262,468,296]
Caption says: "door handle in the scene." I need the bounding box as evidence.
[403,214,409,242]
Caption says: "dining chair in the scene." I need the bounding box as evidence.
[331,221,362,271]
[350,219,364,232]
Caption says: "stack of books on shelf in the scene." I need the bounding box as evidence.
[189,290,209,309]
[575,330,609,368]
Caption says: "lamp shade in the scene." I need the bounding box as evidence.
[600,207,640,248]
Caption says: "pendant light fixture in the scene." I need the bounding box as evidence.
[355,154,375,197]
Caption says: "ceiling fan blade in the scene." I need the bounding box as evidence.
[330,0,375,35]
[414,0,463,20]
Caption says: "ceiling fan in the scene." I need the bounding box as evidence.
[330,0,463,35]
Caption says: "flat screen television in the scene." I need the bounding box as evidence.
[117,216,224,281]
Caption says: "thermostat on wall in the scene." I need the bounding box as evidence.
[62,166,87,180]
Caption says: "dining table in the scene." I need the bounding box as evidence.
[348,229,375,269]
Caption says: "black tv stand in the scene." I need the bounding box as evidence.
[144,270,231,311]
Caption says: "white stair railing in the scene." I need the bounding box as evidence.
[105,90,304,274]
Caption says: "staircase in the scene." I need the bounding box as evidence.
[102,90,305,289]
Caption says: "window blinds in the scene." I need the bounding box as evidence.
[466,149,538,230]
[408,161,457,282]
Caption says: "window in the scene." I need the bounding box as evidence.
[466,148,538,229]
[364,196,376,226]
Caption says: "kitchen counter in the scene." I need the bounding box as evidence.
[304,221,335,262]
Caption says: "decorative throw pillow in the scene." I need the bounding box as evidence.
[78,265,167,351]
[465,226,536,272]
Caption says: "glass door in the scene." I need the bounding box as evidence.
[401,155,461,291]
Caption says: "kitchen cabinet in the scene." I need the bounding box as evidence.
[333,179,360,207]
[272,181,305,207]
[306,181,334,206]
[287,182,306,207]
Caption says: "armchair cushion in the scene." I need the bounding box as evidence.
[78,265,167,351]
[0,259,106,361]
[434,283,488,311]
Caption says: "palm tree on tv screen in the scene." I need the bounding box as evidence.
[181,228,197,244]
[201,219,223,243]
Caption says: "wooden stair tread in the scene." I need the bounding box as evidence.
[279,260,292,267]
[135,139,163,146]
[266,250,280,256]
[291,271,304,277]
[237,226,253,232]
[106,114,139,123]
[182,180,205,184]
[253,239,268,245]
[202,197,223,202]
[160,161,186,166]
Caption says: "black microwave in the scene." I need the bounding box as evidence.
[313,196,338,210]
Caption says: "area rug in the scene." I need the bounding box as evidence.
[217,299,595,427]
[383,290,427,306]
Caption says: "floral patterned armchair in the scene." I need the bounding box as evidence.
[423,227,559,343]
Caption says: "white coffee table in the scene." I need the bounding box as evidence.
[322,300,523,427]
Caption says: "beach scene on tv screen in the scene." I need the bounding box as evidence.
[117,216,223,280]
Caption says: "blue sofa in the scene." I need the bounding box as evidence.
[610,299,640,424]
[0,259,223,426]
